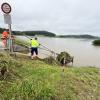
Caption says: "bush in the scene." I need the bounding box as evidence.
[92,39,100,46]
[43,56,58,65]
[56,52,73,65]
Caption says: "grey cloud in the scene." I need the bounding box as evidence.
[0,0,100,35]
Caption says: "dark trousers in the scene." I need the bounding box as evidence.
[31,47,38,56]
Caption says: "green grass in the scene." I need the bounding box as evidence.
[0,53,100,100]
[14,37,30,48]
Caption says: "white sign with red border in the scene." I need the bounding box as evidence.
[1,3,11,14]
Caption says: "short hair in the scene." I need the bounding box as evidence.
[35,37,37,40]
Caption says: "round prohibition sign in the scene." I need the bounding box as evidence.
[1,3,11,14]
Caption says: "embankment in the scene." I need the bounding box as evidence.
[0,53,100,100]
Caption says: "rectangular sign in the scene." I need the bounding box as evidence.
[4,14,12,24]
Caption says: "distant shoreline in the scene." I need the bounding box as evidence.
[0,27,100,39]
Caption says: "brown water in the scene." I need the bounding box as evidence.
[17,36,100,67]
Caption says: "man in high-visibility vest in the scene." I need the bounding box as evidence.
[30,37,40,59]
[1,30,9,47]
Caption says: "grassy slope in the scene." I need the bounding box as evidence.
[0,53,100,100]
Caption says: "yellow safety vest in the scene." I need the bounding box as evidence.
[30,39,39,47]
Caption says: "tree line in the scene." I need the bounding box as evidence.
[0,28,56,37]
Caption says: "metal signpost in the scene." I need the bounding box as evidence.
[1,2,12,52]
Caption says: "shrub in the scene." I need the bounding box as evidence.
[93,39,100,46]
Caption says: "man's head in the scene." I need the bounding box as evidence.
[35,37,37,40]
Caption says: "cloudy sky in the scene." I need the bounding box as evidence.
[0,0,100,35]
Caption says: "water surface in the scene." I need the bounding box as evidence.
[17,36,100,67]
